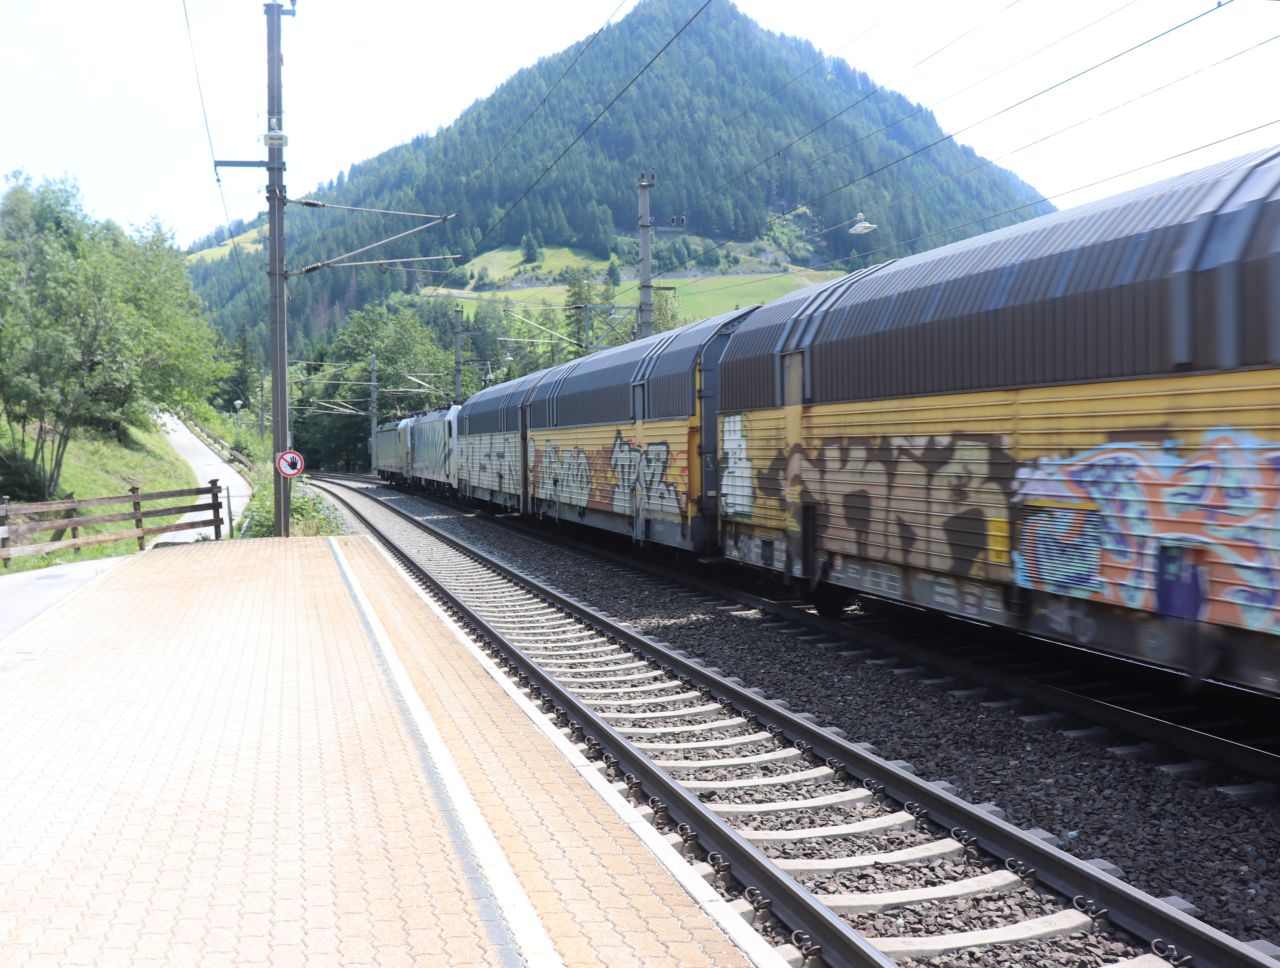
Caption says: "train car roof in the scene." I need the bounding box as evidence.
[458,365,553,432]
[526,311,756,429]
[722,146,1280,407]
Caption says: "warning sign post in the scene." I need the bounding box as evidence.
[276,450,305,478]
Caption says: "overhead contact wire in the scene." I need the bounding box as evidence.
[683,0,1025,217]
[181,0,249,288]
[619,0,1236,299]
[677,26,1280,297]
[770,0,1144,193]
[454,0,714,275]
[686,118,1280,300]
[703,18,884,142]
[472,0,630,183]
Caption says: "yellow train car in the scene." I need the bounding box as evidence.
[523,309,754,553]
[457,369,548,511]
[716,149,1280,694]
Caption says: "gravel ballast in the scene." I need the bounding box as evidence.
[379,489,1280,945]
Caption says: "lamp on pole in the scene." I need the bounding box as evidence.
[233,399,244,450]
[848,212,877,235]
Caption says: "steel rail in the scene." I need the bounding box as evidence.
[317,476,1276,968]
[457,498,1280,784]
[312,477,897,968]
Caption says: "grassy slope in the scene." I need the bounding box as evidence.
[186,225,267,264]
[465,245,613,282]
[3,422,198,573]
[451,268,843,321]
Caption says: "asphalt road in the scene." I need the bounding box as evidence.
[155,413,253,543]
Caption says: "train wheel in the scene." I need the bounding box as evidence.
[814,584,849,619]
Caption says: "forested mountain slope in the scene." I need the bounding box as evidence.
[187,0,1050,355]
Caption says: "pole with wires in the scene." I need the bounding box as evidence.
[265,1,294,537]
[369,355,378,475]
[453,306,464,401]
[637,171,655,339]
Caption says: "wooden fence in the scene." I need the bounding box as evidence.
[0,480,225,566]
[186,420,256,472]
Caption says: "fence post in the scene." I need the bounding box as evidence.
[209,479,223,541]
[130,486,145,551]
[222,485,234,540]
[1,495,9,569]
[69,495,80,554]
[49,493,78,552]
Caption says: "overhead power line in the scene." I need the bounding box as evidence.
[472,0,630,183]
[684,0,1026,216]
[746,0,1145,209]
[617,0,1237,300]
[455,0,714,269]
[864,118,1280,265]
[682,118,1280,302]
[703,18,883,142]
[675,26,1280,298]
[180,0,248,287]
[291,215,452,276]
[287,198,448,219]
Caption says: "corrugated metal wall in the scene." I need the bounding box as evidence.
[460,368,550,436]
[409,408,455,484]
[718,286,828,411]
[800,149,1280,405]
[719,367,1280,634]
[529,419,692,522]
[456,430,523,501]
[550,336,663,427]
[645,311,750,420]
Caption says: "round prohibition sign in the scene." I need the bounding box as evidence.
[276,450,305,478]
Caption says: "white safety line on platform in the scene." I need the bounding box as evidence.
[367,535,790,968]
[326,537,563,968]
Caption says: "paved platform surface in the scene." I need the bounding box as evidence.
[0,556,128,644]
[0,537,753,967]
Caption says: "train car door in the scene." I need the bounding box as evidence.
[802,503,820,586]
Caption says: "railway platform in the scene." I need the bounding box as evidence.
[0,537,763,967]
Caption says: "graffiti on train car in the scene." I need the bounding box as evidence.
[532,431,688,520]
[1013,428,1280,631]
[719,414,755,518]
[459,433,520,492]
[534,441,594,515]
[610,433,681,517]
[741,430,1015,578]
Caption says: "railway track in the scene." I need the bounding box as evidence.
[511,525,1280,793]
[312,474,1276,968]
[321,473,1280,791]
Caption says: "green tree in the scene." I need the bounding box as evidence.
[653,289,683,333]
[291,303,456,470]
[520,232,542,264]
[0,178,216,498]
[184,0,1051,356]
[563,269,594,353]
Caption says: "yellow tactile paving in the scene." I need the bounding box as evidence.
[340,535,753,968]
[0,536,756,968]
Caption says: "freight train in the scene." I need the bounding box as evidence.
[375,148,1280,696]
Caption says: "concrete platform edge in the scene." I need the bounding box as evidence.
[365,535,790,968]
[327,537,563,968]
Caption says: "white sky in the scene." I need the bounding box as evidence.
[1,0,1277,248]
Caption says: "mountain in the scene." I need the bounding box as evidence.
[186,0,1052,356]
